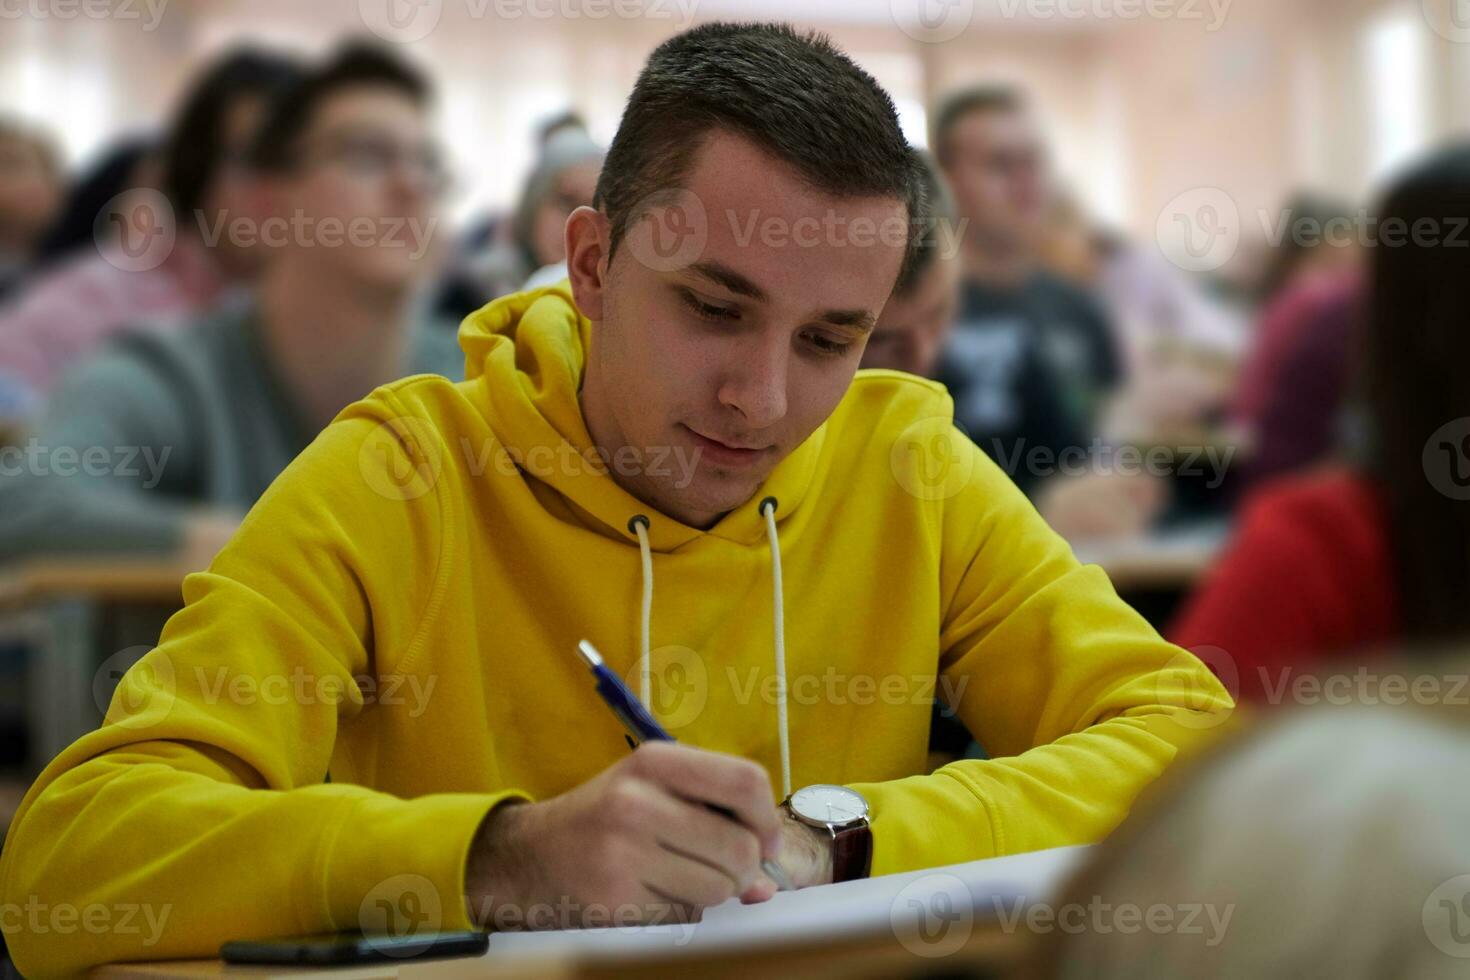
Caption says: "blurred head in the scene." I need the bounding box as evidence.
[933,86,1049,256]
[1363,144,1470,643]
[536,109,589,152]
[569,22,925,528]
[863,153,962,377]
[1034,703,1470,980]
[32,136,153,271]
[1257,191,1359,301]
[247,42,445,295]
[161,47,302,276]
[0,118,63,259]
[514,127,604,271]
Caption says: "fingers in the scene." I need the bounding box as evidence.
[647,793,766,892]
[627,742,782,857]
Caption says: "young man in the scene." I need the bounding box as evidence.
[864,156,1161,534]
[0,48,302,405]
[0,24,1229,975]
[933,87,1122,438]
[0,44,460,567]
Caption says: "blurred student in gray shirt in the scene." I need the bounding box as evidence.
[0,43,463,564]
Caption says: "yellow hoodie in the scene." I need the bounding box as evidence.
[0,283,1231,976]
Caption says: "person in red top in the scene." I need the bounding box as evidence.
[1171,143,1470,703]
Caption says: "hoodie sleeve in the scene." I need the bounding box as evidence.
[850,426,1234,875]
[0,387,526,978]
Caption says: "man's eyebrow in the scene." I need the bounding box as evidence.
[689,261,767,301]
[688,260,874,333]
[817,308,876,333]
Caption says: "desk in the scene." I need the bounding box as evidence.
[93,919,1031,979]
[1071,521,1228,592]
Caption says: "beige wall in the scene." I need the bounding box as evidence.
[2,0,1464,239]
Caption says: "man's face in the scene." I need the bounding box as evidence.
[861,254,961,378]
[267,85,444,289]
[942,107,1049,252]
[571,130,908,528]
[201,95,270,278]
[531,159,600,268]
[0,133,61,253]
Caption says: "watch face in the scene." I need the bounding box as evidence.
[791,784,868,826]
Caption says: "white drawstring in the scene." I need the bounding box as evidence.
[630,516,653,706]
[760,497,792,800]
[629,502,792,800]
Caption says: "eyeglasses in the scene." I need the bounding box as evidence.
[295,131,453,198]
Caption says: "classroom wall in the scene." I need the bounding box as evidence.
[2,0,1464,241]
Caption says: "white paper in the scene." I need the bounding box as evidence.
[482,844,1090,964]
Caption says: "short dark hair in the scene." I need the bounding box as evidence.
[893,151,958,297]
[931,85,1026,167]
[595,21,927,290]
[246,41,432,174]
[160,47,302,217]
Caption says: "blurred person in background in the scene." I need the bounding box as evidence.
[1042,191,1246,450]
[864,153,1161,537]
[0,46,302,408]
[1227,191,1362,490]
[933,86,1123,436]
[1169,145,1470,702]
[27,135,157,276]
[437,124,604,319]
[1031,699,1470,979]
[0,42,461,567]
[535,108,589,152]
[0,117,64,302]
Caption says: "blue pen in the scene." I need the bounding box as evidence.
[575,639,795,892]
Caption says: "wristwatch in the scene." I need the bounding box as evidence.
[782,784,872,883]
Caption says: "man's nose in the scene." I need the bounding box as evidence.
[717,334,789,428]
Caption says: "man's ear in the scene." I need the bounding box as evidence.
[565,205,610,321]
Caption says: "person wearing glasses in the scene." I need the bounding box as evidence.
[0,43,461,566]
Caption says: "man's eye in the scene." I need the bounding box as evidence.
[680,291,738,321]
[804,332,852,357]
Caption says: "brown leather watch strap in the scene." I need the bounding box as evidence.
[831,822,873,882]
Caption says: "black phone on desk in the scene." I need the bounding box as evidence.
[221,929,488,965]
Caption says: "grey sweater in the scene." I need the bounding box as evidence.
[0,298,465,559]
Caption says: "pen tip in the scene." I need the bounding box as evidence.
[576,640,603,668]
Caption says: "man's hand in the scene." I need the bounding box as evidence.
[463,742,785,930]
[764,807,833,892]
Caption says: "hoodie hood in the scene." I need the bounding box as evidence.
[458,280,825,552]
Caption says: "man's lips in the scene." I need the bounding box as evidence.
[680,424,772,465]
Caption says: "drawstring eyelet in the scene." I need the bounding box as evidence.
[760,496,779,517]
